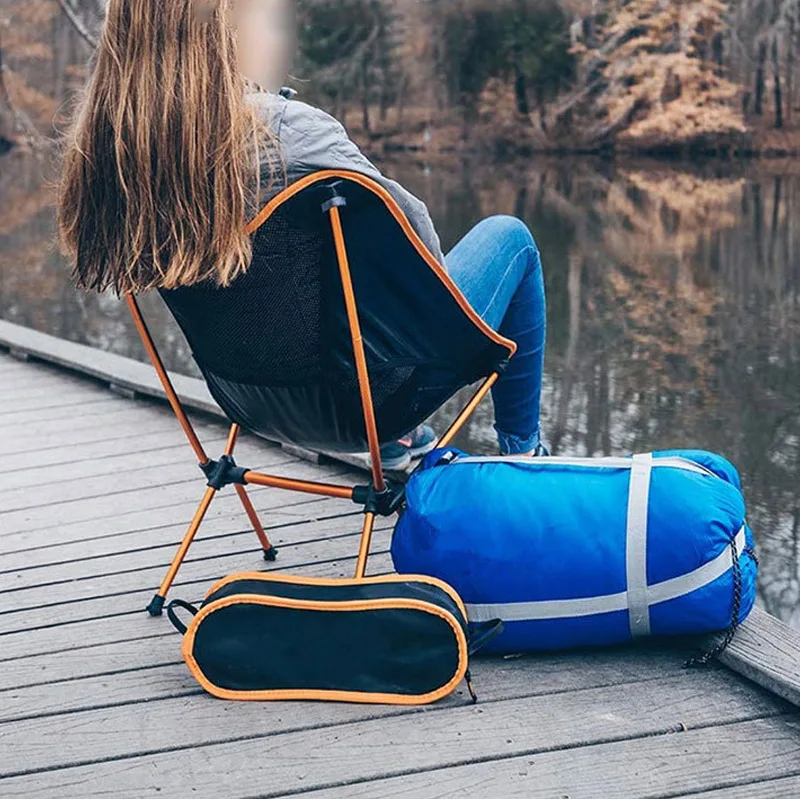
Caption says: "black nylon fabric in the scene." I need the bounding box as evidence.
[189,578,466,698]
[160,176,510,451]
[204,577,468,630]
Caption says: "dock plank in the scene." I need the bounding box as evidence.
[0,394,125,418]
[0,457,352,537]
[0,404,190,444]
[0,437,305,512]
[2,518,393,609]
[2,411,199,455]
[296,717,800,800]
[0,395,128,424]
[0,535,393,633]
[0,637,688,711]
[691,774,800,797]
[1,506,373,585]
[0,419,210,474]
[0,675,787,796]
[716,609,800,710]
[0,433,229,492]
[0,479,348,555]
[0,496,357,569]
[0,648,700,756]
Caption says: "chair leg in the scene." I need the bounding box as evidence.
[147,486,217,616]
[235,484,278,561]
[354,512,377,579]
[438,372,501,449]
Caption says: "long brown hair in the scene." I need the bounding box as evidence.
[59,0,270,294]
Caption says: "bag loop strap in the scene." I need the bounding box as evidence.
[167,599,199,635]
[468,619,504,656]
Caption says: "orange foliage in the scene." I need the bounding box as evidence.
[578,0,747,149]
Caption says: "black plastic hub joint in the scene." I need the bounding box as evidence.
[200,455,248,490]
[352,480,405,517]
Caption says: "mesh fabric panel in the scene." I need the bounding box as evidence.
[162,201,326,385]
[158,176,511,451]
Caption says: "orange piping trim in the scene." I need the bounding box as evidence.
[182,594,468,705]
[246,170,516,358]
[202,571,469,622]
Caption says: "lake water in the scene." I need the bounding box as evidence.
[1,148,798,631]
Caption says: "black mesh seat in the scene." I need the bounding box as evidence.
[160,172,514,452]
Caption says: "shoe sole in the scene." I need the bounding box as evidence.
[368,452,412,471]
[366,438,437,471]
[409,438,439,459]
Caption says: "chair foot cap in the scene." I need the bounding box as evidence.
[263,547,279,562]
[147,594,166,617]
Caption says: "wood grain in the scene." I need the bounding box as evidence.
[0,638,688,713]
[0,496,356,569]
[295,717,800,800]
[690,773,800,798]
[0,645,694,743]
[716,609,800,709]
[0,320,221,418]
[0,675,787,795]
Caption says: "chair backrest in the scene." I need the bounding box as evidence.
[159,171,514,452]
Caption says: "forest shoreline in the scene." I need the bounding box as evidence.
[359,114,800,162]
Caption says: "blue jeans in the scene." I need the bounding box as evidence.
[446,215,546,455]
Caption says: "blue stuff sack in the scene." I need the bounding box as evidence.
[391,449,758,655]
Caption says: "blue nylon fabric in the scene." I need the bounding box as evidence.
[391,450,758,654]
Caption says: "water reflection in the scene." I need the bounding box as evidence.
[1,149,798,630]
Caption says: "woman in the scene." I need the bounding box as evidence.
[59,0,547,466]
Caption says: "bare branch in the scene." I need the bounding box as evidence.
[56,0,99,50]
[0,29,44,149]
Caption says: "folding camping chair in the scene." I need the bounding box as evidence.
[127,170,516,616]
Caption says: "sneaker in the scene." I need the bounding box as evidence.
[407,424,439,458]
[377,439,413,471]
[377,425,439,471]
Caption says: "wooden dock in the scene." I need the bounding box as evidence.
[2,337,800,798]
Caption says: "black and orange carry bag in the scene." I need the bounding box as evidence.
[167,574,502,705]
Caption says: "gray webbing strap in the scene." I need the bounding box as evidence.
[626,453,653,638]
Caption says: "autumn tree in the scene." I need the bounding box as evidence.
[565,0,746,150]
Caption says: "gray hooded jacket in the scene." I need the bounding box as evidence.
[248,89,445,265]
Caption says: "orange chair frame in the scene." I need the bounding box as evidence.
[128,173,514,616]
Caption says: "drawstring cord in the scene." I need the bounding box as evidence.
[685,538,758,668]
